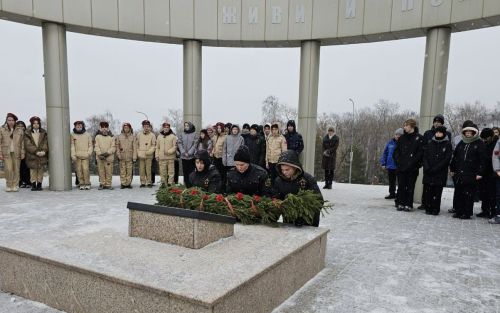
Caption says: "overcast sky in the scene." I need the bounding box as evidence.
[1,19,499,128]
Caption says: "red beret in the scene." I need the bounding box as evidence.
[29,116,41,124]
[7,113,18,121]
[142,120,151,126]
[99,121,109,128]
[73,120,85,126]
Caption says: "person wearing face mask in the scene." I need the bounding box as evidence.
[136,120,156,188]
[24,116,48,191]
[189,149,222,193]
[0,113,24,192]
[71,120,93,190]
[273,150,322,227]
[422,126,452,215]
[156,122,177,187]
[94,121,116,190]
[450,124,486,219]
[226,145,269,196]
[115,122,137,189]
[178,121,198,188]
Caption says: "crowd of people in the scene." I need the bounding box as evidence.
[380,115,500,224]
[1,113,343,227]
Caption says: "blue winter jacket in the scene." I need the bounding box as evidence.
[380,139,397,170]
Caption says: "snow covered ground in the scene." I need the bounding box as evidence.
[0,177,499,313]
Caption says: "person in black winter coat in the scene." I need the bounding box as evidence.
[244,124,266,168]
[450,124,486,219]
[393,119,424,211]
[226,145,270,196]
[422,126,452,215]
[419,114,452,211]
[477,128,497,218]
[322,127,339,190]
[273,150,323,227]
[189,149,222,193]
[284,120,304,155]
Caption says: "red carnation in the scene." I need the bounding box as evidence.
[253,195,261,202]
[215,194,224,202]
[171,188,182,194]
[190,189,199,196]
[203,194,209,200]
[236,192,244,201]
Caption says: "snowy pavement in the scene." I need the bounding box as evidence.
[1,177,500,313]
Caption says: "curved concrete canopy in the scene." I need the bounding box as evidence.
[1,0,499,47]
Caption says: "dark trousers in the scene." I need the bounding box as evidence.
[496,177,500,217]
[396,170,418,207]
[324,169,335,186]
[182,159,196,188]
[423,184,444,214]
[151,157,157,184]
[19,159,31,186]
[213,158,226,192]
[455,182,477,217]
[387,169,397,196]
[268,163,278,186]
[452,177,459,210]
[174,159,179,184]
[480,176,496,217]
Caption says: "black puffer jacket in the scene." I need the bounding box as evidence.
[450,136,486,185]
[422,136,452,186]
[273,150,322,227]
[244,134,266,168]
[284,120,304,154]
[189,150,222,193]
[226,164,270,196]
[393,128,424,173]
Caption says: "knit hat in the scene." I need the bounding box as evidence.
[73,120,85,127]
[433,114,445,125]
[395,128,404,136]
[99,121,109,128]
[6,113,18,121]
[194,149,211,167]
[250,124,259,132]
[234,145,251,163]
[142,120,151,126]
[434,126,447,136]
[29,116,41,125]
[480,128,494,139]
[462,120,474,129]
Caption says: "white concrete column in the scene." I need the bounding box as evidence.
[183,40,202,130]
[42,22,72,191]
[415,27,451,202]
[298,40,321,175]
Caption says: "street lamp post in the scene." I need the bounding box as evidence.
[348,98,355,184]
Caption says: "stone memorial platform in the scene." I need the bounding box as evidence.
[0,190,328,313]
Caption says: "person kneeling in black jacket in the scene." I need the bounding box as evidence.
[189,149,222,193]
[226,145,270,196]
[273,150,323,227]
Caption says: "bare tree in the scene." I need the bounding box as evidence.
[163,109,184,135]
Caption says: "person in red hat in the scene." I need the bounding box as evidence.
[24,116,48,191]
[155,122,177,186]
[94,121,116,190]
[0,113,24,192]
[136,120,156,187]
[71,120,93,190]
[115,122,137,189]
